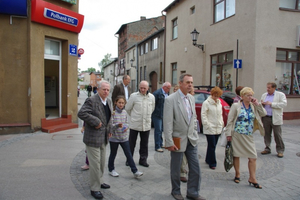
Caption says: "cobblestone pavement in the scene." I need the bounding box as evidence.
[71,122,300,200]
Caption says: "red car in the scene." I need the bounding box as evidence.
[194,89,230,133]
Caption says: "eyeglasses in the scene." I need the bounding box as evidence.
[245,94,253,97]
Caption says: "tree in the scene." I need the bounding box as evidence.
[87,67,96,72]
[98,53,112,78]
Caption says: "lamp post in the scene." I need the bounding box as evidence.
[190,28,205,52]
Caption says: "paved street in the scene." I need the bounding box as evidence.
[0,90,299,200]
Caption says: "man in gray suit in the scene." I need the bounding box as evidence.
[78,80,112,200]
[163,74,205,200]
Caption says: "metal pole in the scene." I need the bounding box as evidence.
[236,39,239,88]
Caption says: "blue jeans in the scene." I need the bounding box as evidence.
[108,141,137,173]
[205,134,220,168]
[152,115,163,150]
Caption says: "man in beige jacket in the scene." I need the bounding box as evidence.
[260,82,287,158]
[125,80,155,167]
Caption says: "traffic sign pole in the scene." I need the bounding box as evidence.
[236,39,239,88]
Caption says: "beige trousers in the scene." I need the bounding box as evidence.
[180,154,188,177]
[86,144,106,191]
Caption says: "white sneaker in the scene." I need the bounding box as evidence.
[109,170,119,177]
[134,171,143,178]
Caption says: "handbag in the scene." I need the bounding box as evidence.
[224,141,233,172]
[219,127,227,147]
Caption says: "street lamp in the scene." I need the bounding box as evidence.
[130,59,135,68]
[190,28,205,52]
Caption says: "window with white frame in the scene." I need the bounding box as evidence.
[172,18,178,40]
[279,0,300,10]
[140,44,144,55]
[145,42,148,53]
[151,37,158,50]
[172,63,177,85]
[211,51,233,91]
[214,0,235,23]
[276,49,300,95]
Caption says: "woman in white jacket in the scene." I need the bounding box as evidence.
[201,87,224,169]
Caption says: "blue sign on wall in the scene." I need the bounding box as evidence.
[69,44,77,56]
[0,0,27,16]
[234,59,242,69]
[44,8,78,27]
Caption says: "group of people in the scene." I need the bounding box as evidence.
[78,73,287,200]
[86,84,98,97]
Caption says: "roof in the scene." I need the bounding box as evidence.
[162,0,181,12]
[103,58,118,69]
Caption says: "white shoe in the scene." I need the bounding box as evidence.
[109,170,119,177]
[134,171,143,178]
[156,148,164,152]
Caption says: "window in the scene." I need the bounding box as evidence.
[190,6,195,14]
[276,49,300,95]
[140,67,142,82]
[279,0,300,10]
[151,37,158,50]
[159,62,163,82]
[44,39,60,55]
[214,0,235,23]
[145,42,148,53]
[140,44,144,55]
[211,51,233,91]
[133,49,135,60]
[172,63,177,85]
[144,66,147,80]
[172,18,178,39]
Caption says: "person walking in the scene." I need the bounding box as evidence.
[152,82,171,152]
[164,74,205,200]
[125,80,155,167]
[112,75,131,103]
[225,87,266,189]
[87,84,92,97]
[260,82,287,158]
[201,86,224,170]
[108,95,143,178]
[78,80,112,200]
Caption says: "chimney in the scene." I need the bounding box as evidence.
[140,16,146,21]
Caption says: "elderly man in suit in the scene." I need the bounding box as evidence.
[78,80,112,200]
[152,82,171,152]
[163,74,205,200]
[260,82,287,158]
[112,75,131,103]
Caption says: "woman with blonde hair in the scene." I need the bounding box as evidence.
[225,87,266,189]
[201,86,224,169]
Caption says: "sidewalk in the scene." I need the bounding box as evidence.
[0,91,299,200]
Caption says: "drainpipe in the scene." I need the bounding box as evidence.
[135,43,139,92]
[161,11,166,83]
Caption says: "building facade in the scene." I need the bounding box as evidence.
[163,0,300,119]
[0,0,84,134]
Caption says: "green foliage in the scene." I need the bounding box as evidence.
[98,53,112,78]
[87,68,96,72]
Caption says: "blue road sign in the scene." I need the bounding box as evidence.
[234,59,242,69]
[69,44,77,56]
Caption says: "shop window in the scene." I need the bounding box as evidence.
[279,0,300,10]
[172,18,178,40]
[214,0,235,23]
[211,51,233,91]
[172,63,177,85]
[276,49,300,95]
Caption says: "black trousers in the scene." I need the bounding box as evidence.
[129,129,150,164]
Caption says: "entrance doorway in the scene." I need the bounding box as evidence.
[150,71,158,92]
[44,39,61,119]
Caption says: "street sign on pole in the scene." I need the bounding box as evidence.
[234,59,242,69]
[69,44,77,56]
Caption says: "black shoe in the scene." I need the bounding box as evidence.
[100,183,110,189]
[139,162,149,167]
[91,191,103,199]
[125,161,129,166]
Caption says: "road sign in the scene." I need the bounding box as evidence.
[234,59,242,69]
[69,44,77,56]
[78,48,84,55]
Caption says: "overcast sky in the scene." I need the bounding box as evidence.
[78,0,171,72]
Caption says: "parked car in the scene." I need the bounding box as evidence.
[193,87,230,133]
[221,91,237,106]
